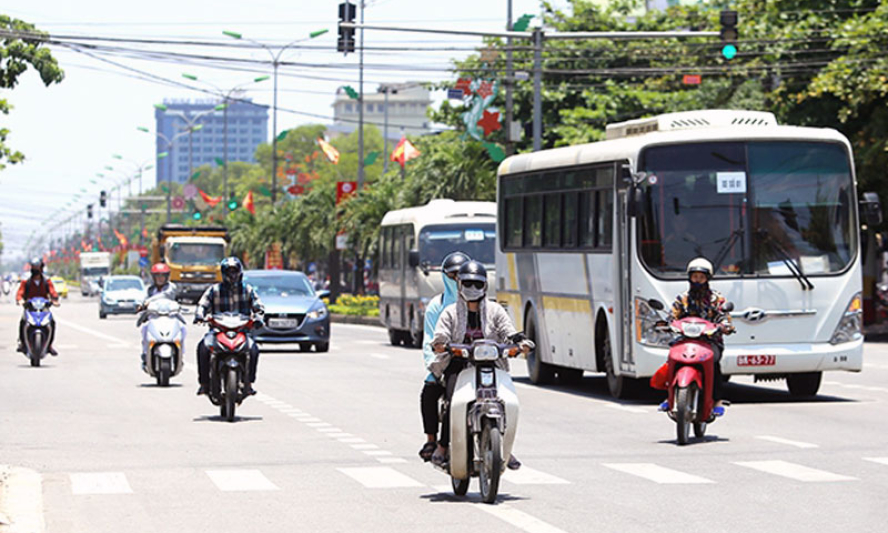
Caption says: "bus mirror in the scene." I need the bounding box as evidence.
[861,192,882,226]
[628,187,642,218]
[408,249,420,268]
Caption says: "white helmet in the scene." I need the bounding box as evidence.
[686,257,713,279]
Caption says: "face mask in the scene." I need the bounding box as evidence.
[460,286,485,302]
[443,275,457,298]
[690,281,707,292]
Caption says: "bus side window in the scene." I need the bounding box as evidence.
[543,193,562,248]
[524,195,543,248]
[597,190,614,249]
[505,197,523,249]
[563,192,578,248]
[393,226,403,268]
[579,191,595,248]
[405,224,415,259]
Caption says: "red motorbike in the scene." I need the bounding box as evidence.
[648,300,733,445]
[205,312,259,422]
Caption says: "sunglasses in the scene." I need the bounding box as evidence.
[462,280,485,289]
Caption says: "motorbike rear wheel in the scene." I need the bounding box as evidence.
[675,386,692,445]
[223,370,238,422]
[157,358,171,387]
[479,422,503,504]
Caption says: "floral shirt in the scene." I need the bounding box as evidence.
[671,288,733,331]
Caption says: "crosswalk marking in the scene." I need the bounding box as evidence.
[70,472,132,495]
[338,467,423,488]
[504,466,570,485]
[603,463,714,484]
[205,469,279,491]
[734,461,856,482]
[756,436,819,449]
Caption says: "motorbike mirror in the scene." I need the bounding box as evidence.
[647,298,665,311]
[723,302,735,312]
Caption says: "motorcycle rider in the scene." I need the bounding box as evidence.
[138,263,181,371]
[431,260,533,469]
[665,257,735,416]
[418,251,470,462]
[15,258,60,355]
[194,257,264,396]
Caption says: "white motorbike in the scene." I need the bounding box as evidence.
[437,339,523,504]
[137,298,186,387]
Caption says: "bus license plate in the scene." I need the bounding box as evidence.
[737,355,776,367]
[268,318,298,329]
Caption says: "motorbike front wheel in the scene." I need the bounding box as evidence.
[222,369,238,422]
[157,358,171,387]
[451,476,469,496]
[479,422,503,504]
[675,386,693,445]
[30,331,42,367]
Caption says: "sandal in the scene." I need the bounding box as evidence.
[431,448,449,468]
[418,442,436,462]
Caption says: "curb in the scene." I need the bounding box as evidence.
[329,314,383,327]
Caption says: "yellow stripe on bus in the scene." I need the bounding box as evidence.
[507,253,518,291]
[497,293,524,331]
[541,296,592,314]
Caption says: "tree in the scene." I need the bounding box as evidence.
[1,15,64,169]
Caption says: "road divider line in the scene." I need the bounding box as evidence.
[603,463,714,484]
[756,435,819,449]
[337,467,423,488]
[60,320,130,344]
[734,460,856,482]
[70,472,132,495]
[206,469,279,491]
[474,503,571,533]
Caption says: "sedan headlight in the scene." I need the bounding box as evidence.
[103,295,117,304]
[830,293,862,345]
[635,298,671,347]
[307,306,328,320]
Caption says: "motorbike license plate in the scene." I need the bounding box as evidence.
[737,355,776,367]
[268,318,298,329]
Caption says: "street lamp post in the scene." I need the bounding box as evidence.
[224,29,328,205]
[112,154,154,195]
[138,125,190,223]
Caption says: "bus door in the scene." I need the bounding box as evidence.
[616,166,635,374]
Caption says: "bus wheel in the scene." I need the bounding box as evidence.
[787,372,822,397]
[388,329,401,346]
[409,323,423,349]
[525,312,554,385]
[601,331,629,399]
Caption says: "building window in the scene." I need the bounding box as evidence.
[345,103,353,113]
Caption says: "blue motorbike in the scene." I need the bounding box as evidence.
[23,297,54,367]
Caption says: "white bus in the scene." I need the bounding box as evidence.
[379,199,496,347]
[495,109,870,398]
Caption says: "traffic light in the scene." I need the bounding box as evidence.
[720,10,738,60]
[227,195,238,211]
[87,204,94,219]
[99,190,107,208]
[190,201,202,221]
[337,2,356,54]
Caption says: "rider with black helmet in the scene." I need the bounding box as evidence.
[194,257,264,396]
[16,258,60,355]
[418,251,470,462]
[430,260,533,468]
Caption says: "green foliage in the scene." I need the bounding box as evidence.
[0,15,64,170]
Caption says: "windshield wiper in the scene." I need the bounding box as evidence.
[755,229,814,290]
[712,228,744,274]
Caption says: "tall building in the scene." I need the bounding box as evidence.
[329,83,431,140]
[154,98,269,185]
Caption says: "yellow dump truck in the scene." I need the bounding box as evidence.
[151,225,229,303]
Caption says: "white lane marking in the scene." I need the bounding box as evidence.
[338,467,423,488]
[756,436,819,449]
[504,466,570,485]
[355,340,382,346]
[327,433,353,438]
[106,343,130,349]
[279,408,303,414]
[363,450,393,457]
[60,320,129,344]
[377,457,408,464]
[55,343,78,349]
[474,503,571,533]
[1,466,44,532]
[339,437,366,443]
[70,472,133,495]
[605,404,649,414]
[351,444,378,450]
[317,428,343,433]
[307,422,331,428]
[288,413,310,419]
[205,470,279,491]
[295,417,322,423]
[603,463,714,484]
[369,353,390,360]
[735,461,856,482]
[864,457,888,466]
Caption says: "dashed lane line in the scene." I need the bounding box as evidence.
[863,457,888,466]
[603,463,714,484]
[205,469,280,492]
[734,460,856,482]
[755,436,819,449]
[70,472,133,495]
[337,467,424,489]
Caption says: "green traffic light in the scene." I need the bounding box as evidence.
[228,198,238,210]
[722,44,737,60]
[192,211,202,221]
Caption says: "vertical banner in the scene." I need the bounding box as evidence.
[336,181,358,205]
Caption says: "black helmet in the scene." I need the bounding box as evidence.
[29,258,44,276]
[457,260,487,284]
[220,257,243,286]
[442,251,470,274]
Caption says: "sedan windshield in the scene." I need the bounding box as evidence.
[246,275,314,298]
[106,279,144,292]
[638,141,856,278]
[419,224,496,267]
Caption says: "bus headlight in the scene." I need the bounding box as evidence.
[635,297,671,347]
[830,293,862,345]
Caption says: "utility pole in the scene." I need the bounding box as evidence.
[532,27,543,152]
[357,0,365,191]
[505,1,515,156]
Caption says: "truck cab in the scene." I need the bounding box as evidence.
[152,225,229,303]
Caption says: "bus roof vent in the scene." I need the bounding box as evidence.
[606,110,777,139]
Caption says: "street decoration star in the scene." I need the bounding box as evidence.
[476,80,494,99]
[477,109,502,137]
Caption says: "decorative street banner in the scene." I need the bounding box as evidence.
[317,138,340,164]
[265,242,283,270]
[390,138,421,168]
[336,181,358,205]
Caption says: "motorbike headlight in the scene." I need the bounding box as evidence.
[681,322,705,338]
[830,293,862,345]
[473,344,500,361]
[307,306,328,320]
[635,298,671,347]
[155,344,174,358]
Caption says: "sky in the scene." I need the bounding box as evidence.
[1,0,566,262]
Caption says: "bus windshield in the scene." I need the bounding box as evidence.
[639,141,856,278]
[168,242,225,266]
[419,224,496,267]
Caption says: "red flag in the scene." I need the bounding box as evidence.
[198,188,222,208]
[243,190,256,216]
[390,137,421,168]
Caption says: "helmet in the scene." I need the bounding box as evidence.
[442,251,470,274]
[457,260,487,301]
[686,257,714,280]
[150,263,171,275]
[220,257,243,286]
[29,258,44,276]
